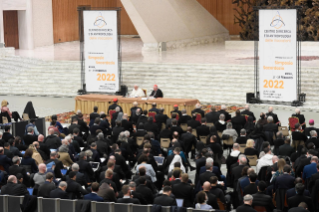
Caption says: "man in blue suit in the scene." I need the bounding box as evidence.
[286,178,310,199]
[83,182,104,202]
[302,156,318,181]
[274,165,295,191]
[0,147,12,173]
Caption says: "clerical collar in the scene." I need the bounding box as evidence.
[123,195,131,198]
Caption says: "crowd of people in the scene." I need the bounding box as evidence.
[0,98,317,212]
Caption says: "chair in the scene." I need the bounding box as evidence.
[114,203,131,212]
[206,122,214,127]
[246,155,257,166]
[160,138,171,148]
[217,198,226,210]
[278,126,289,136]
[239,144,246,153]
[60,199,76,212]
[142,89,147,96]
[41,198,59,212]
[217,131,222,138]
[171,112,180,121]
[253,206,267,212]
[291,140,304,150]
[2,116,8,124]
[136,137,144,146]
[109,110,116,120]
[95,202,114,212]
[8,196,24,212]
[288,117,300,132]
[180,123,188,131]
[148,112,156,123]
[161,123,166,130]
[199,136,207,144]
[23,113,30,121]
[132,204,152,212]
[192,129,197,137]
[223,137,234,146]
[195,113,202,123]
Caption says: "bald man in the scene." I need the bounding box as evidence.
[201,181,219,209]
[33,163,48,186]
[1,175,29,195]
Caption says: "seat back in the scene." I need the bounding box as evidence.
[223,137,234,146]
[8,196,24,212]
[239,144,246,153]
[109,110,116,120]
[114,203,131,212]
[142,89,147,96]
[2,116,8,124]
[278,126,289,136]
[60,199,76,212]
[254,206,267,212]
[136,137,144,146]
[291,140,304,150]
[288,117,299,132]
[192,129,197,137]
[161,123,166,130]
[0,165,4,171]
[246,155,257,166]
[148,112,156,123]
[199,136,207,144]
[206,122,214,127]
[160,138,171,148]
[217,131,222,138]
[41,198,59,212]
[96,202,114,212]
[132,204,151,212]
[23,113,30,121]
[180,123,188,131]
[217,198,226,210]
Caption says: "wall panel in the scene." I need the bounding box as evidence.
[3,11,19,49]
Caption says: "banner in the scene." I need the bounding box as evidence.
[83,10,119,92]
[259,9,297,101]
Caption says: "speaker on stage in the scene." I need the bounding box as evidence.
[246,93,255,103]
[116,85,128,97]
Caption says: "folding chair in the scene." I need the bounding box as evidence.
[246,155,257,166]
[192,129,197,137]
[136,137,144,146]
[239,144,246,153]
[160,138,171,148]
[253,206,267,212]
[278,126,289,136]
[180,123,188,131]
[199,136,207,144]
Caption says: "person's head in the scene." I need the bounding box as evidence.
[310,130,317,138]
[210,135,217,143]
[107,161,115,170]
[277,158,286,172]
[276,131,283,139]
[91,182,99,193]
[267,116,273,123]
[257,181,267,192]
[202,181,211,192]
[240,129,246,136]
[298,202,308,210]
[162,186,172,196]
[241,166,249,176]
[295,108,300,115]
[71,163,80,172]
[283,164,291,174]
[46,172,54,182]
[260,112,265,119]
[209,176,218,185]
[38,134,44,142]
[173,147,181,155]
[94,117,100,125]
[93,106,98,112]
[233,143,240,151]
[4,125,10,132]
[138,154,149,164]
[138,167,146,176]
[181,109,187,115]
[122,185,131,196]
[12,156,20,165]
[309,119,315,126]
[295,183,305,195]
[247,168,255,176]
[59,181,67,191]
[205,162,213,171]
[238,155,247,165]
[295,177,303,185]
[50,151,58,159]
[311,156,318,164]
[244,104,250,111]
[268,106,273,113]
[246,139,254,148]
[90,142,97,150]
[249,173,257,183]
[284,136,291,144]
[27,126,34,134]
[38,163,46,173]
[187,126,192,133]
[219,114,225,121]
[295,123,301,131]
[79,152,87,161]
[264,147,271,155]
[181,173,189,183]
[105,169,113,179]
[139,176,146,185]
[243,194,253,205]
[4,142,10,150]
[173,169,181,179]
[153,84,158,91]
[59,144,69,153]
[171,119,177,126]
[23,148,33,158]
[129,181,136,191]
[196,191,208,204]
[7,175,17,184]
[226,122,232,129]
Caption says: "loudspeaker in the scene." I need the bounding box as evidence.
[115,85,128,97]
[246,93,255,103]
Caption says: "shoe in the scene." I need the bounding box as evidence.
[190,166,196,171]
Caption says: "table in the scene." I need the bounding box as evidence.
[75,94,199,117]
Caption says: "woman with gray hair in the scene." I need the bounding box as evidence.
[58,145,73,167]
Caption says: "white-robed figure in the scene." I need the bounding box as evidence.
[130,85,145,97]
[169,154,186,173]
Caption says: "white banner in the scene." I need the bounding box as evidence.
[259,9,297,101]
[83,10,119,92]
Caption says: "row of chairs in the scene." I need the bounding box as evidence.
[0,195,226,212]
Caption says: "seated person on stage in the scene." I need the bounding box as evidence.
[130,85,146,97]
[292,108,305,129]
[266,106,280,125]
[149,84,163,98]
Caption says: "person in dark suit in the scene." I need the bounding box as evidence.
[136,110,148,128]
[90,106,100,124]
[45,152,63,179]
[0,175,29,196]
[201,181,219,209]
[236,129,248,144]
[84,182,104,202]
[172,173,194,208]
[215,114,227,133]
[90,117,107,137]
[9,156,30,187]
[199,163,216,186]
[279,136,295,157]
[149,102,160,114]
[95,135,110,158]
[154,186,176,206]
[50,181,69,199]
[3,142,13,159]
[114,149,131,179]
[66,171,89,199]
[292,123,307,143]
[241,105,256,121]
[305,130,319,148]
[149,84,163,98]
[68,119,81,138]
[195,149,207,183]
[108,98,123,114]
[117,185,141,204]
[231,110,247,135]
[191,103,205,118]
[288,183,314,212]
[266,107,280,124]
[38,172,56,198]
[170,105,182,120]
[196,118,210,139]
[37,135,50,159]
[205,106,220,124]
[292,108,306,126]
[296,150,316,177]
[121,114,133,133]
[231,155,248,189]
[307,163,319,193]
[136,177,154,204]
[302,156,318,181]
[209,176,226,204]
[66,163,88,187]
[2,126,14,142]
[206,135,223,159]
[77,152,95,182]
[179,109,191,126]
[286,178,310,199]
[23,127,38,146]
[0,147,12,173]
[243,173,258,195]
[252,181,274,212]
[144,117,159,138]
[155,109,168,130]
[236,194,257,212]
[218,105,231,121]
[44,129,61,149]
[273,132,285,155]
[263,116,278,144]
[265,157,279,183]
[274,165,295,191]
[288,202,311,212]
[181,127,197,159]
[187,114,201,129]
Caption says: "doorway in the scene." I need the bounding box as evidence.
[3,11,19,49]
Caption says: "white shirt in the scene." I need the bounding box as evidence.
[256,153,273,173]
[130,88,145,97]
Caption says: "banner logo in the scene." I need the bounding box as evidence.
[94,12,107,28]
[270,11,285,29]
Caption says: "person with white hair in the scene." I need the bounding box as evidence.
[33,163,48,186]
[0,175,29,196]
[263,116,278,143]
[292,108,306,129]
[236,194,255,212]
[266,106,280,125]
[215,113,227,133]
[241,104,256,121]
[219,105,231,121]
[191,103,205,118]
[130,85,145,97]
[222,122,238,141]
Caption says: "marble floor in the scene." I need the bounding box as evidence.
[14,37,319,67]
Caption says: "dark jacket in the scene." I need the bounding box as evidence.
[274,174,295,191]
[66,179,89,199]
[38,181,56,198]
[279,144,295,157]
[117,197,141,204]
[23,134,38,146]
[288,194,314,212]
[236,204,257,212]
[1,182,29,196]
[241,110,256,121]
[205,112,219,123]
[154,194,176,206]
[252,191,275,212]
[44,135,61,149]
[150,89,163,98]
[45,159,63,178]
[50,188,69,199]
[136,184,153,204]
[172,182,193,208]
[84,193,104,202]
[77,160,94,182]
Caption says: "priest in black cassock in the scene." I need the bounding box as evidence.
[149,84,163,98]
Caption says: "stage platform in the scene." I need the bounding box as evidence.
[0,36,316,115]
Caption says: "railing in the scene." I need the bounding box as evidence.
[0,195,223,212]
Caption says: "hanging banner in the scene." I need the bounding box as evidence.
[259,9,297,101]
[83,10,119,92]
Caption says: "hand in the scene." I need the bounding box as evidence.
[220,182,225,186]
[272,171,275,175]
